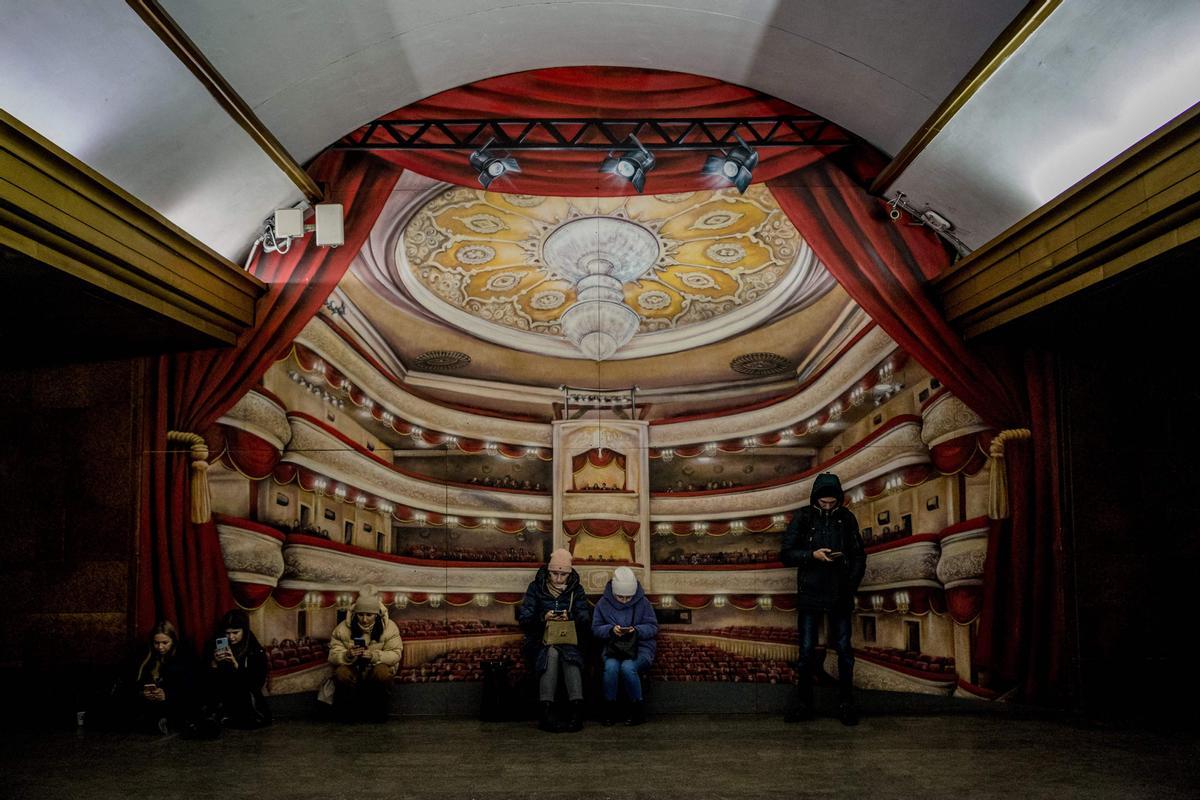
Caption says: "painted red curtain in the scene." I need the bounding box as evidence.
[768,160,1067,702]
[137,150,403,653]
[360,67,846,196]
[571,448,626,471]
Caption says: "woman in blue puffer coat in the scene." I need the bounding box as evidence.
[592,566,658,726]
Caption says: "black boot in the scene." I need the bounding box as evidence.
[538,701,560,733]
[838,673,858,726]
[565,699,585,733]
[602,701,619,726]
[785,679,814,723]
[624,700,645,726]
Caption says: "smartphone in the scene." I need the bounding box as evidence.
[143,683,157,691]
[215,636,230,651]
[827,551,844,559]
[352,636,366,648]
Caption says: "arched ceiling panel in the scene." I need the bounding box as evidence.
[892,0,1200,248]
[161,0,1027,162]
[0,0,301,261]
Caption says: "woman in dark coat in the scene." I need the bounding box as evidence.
[203,609,271,728]
[127,620,194,734]
[592,566,658,726]
[517,547,591,732]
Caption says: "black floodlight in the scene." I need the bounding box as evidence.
[600,135,657,193]
[703,133,759,193]
[468,138,521,188]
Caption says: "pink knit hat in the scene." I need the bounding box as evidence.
[548,548,573,571]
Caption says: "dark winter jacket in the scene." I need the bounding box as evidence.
[129,648,196,724]
[592,581,658,664]
[517,565,591,673]
[780,473,866,610]
[204,632,272,724]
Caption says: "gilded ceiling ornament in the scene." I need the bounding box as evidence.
[729,352,793,376]
[400,185,825,360]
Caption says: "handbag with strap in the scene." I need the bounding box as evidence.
[543,619,578,646]
[605,631,638,661]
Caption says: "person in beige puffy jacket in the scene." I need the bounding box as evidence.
[327,588,402,721]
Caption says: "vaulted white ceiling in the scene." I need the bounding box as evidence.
[3,1,1199,259]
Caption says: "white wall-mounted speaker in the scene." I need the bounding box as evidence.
[274,207,305,239]
[315,203,344,248]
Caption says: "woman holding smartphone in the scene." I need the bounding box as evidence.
[517,548,591,732]
[128,620,193,734]
[203,608,271,729]
[327,587,403,722]
[592,566,658,726]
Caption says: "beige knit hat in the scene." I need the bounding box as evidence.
[353,586,382,614]
[548,548,573,571]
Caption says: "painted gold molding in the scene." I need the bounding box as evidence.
[870,0,1062,194]
[0,110,263,345]
[126,0,323,202]
[935,102,1200,337]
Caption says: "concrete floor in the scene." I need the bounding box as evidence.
[4,709,1198,800]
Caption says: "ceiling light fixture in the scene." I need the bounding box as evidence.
[703,133,759,193]
[600,135,656,192]
[468,138,521,188]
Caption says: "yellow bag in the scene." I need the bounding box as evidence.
[543,619,578,646]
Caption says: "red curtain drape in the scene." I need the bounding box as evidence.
[767,160,1067,702]
[360,67,846,196]
[571,448,626,471]
[137,150,402,653]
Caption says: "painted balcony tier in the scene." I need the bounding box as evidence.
[650,416,929,519]
[282,412,553,518]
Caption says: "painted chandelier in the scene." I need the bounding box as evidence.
[399,185,825,360]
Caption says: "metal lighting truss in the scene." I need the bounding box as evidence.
[333,116,853,151]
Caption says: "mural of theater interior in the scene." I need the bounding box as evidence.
[213,178,993,695]
[3,0,1200,725]
[218,180,989,698]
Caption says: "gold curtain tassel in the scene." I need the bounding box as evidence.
[168,431,212,523]
[987,428,1031,520]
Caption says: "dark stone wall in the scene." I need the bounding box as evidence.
[0,358,143,716]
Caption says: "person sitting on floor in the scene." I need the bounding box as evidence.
[517,547,591,733]
[202,608,271,729]
[327,587,403,722]
[124,620,194,735]
[592,566,658,726]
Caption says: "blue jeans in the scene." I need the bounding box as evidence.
[603,655,650,702]
[797,607,854,702]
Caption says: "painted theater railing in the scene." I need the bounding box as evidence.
[295,317,551,447]
[279,533,537,594]
[648,325,896,447]
[282,411,553,518]
[650,415,929,519]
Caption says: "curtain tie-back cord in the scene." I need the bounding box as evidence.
[987,428,1032,520]
[167,430,211,523]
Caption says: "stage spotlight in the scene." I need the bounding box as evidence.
[600,135,656,193]
[703,133,759,193]
[468,138,521,188]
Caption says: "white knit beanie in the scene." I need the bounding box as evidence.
[611,566,638,596]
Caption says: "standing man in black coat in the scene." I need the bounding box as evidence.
[780,472,866,725]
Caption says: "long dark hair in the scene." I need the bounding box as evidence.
[216,608,262,655]
[350,612,384,642]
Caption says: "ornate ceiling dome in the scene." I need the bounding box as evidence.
[397,185,835,360]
